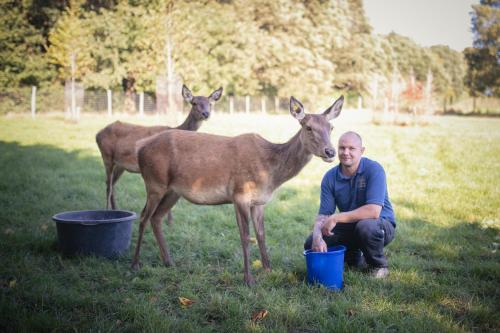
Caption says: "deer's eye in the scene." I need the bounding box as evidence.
[306,126,312,131]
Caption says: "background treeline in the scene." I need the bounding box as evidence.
[0,0,498,112]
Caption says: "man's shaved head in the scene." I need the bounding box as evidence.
[339,131,363,147]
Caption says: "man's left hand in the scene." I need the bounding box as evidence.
[321,215,337,236]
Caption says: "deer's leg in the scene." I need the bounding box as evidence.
[165,210,174,226]
[104,162,114,210]
[251,205,271,271]
[131,190,165,270]
[109,166,125,209]
[150,191,180,266]
[234,202,255,286]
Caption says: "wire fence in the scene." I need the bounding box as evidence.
[1,86,499,117]
[0,87,300,116]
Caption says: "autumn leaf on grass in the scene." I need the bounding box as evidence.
[249,237,257,245]
[252,259,262,269]
[252,309,268,322]
[9,279,17,288]
[179,297,195,307]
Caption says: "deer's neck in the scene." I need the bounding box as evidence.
[176,111,202,131]
[270,130,312,187]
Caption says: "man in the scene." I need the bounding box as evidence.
[304,131,396,278]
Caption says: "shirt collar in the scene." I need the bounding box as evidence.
[336,157,366,180]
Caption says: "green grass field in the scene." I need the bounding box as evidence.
[0,112,499,332]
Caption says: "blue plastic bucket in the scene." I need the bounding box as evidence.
[303,245,346,290]
[52,210,137,259]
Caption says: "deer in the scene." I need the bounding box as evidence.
[95,84,223,224]
[132,95,343,285]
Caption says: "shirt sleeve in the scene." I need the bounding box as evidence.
[365,163,386,207]
[318,171,336,215]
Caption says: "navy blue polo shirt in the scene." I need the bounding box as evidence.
[318,157,396,226]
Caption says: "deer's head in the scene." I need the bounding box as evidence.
[182,85,223,120]
[290,95,343,162]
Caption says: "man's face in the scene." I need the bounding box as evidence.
[338,133,364,168]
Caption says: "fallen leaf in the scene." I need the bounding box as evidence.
[40,224,48,231]
[252,259,262,269]
[9,279,16,288]
[149,295,158,303]
[346,309,356,317]
[252,309,268,322]
[249,237,257,245]
[179,297,195,307]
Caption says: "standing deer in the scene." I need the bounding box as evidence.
[132,95,343,285]
[95,85,223,223]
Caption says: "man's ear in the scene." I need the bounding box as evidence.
[290,96,305,121]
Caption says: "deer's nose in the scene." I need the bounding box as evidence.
[202,111,209,119]
[325,147,336,158]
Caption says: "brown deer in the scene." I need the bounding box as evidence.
[132,95,343,285]
[95,85,223,223]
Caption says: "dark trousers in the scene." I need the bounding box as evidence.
[304,218,395,268]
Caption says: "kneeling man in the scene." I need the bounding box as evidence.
[304,131,396,278]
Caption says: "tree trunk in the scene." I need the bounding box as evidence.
[123,75,136,114]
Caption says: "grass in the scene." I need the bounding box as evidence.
[0,112,499,332]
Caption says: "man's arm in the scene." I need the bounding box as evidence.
[320,204,381,236]
[311,214,328,252]
[312,172,336,252]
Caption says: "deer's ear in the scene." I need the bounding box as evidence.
[209,87,223,102]
[182,85,193,103]
[323,95,343,121]
[290,96,305,121]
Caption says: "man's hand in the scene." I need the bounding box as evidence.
[321,215,337,236]
[312,237,327,252]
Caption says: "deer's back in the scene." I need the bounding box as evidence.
[96,121,171,171]
[139,130,278,205]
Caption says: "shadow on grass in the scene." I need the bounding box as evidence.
[0,141,145,256]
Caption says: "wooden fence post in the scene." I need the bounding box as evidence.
[107,89,112,117]
[139,92,144,117]
[31,86,36,118]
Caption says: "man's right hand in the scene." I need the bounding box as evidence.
[311,237,327,252]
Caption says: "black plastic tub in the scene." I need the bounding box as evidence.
[52,210,137,259]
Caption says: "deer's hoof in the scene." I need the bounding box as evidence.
[164,261,175,267]
[245,276,256,286]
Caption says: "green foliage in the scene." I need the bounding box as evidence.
[0,0,473,102]
[464,0,500,97]
[0,0,56,86]
[0,114,499,332]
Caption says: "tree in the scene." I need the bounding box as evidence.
[46,0,93,83]
[464,0,499,97]
[0,0,57,87]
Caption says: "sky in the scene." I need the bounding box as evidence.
[363,0,479,51]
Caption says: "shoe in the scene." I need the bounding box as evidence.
[370,267,389,279]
